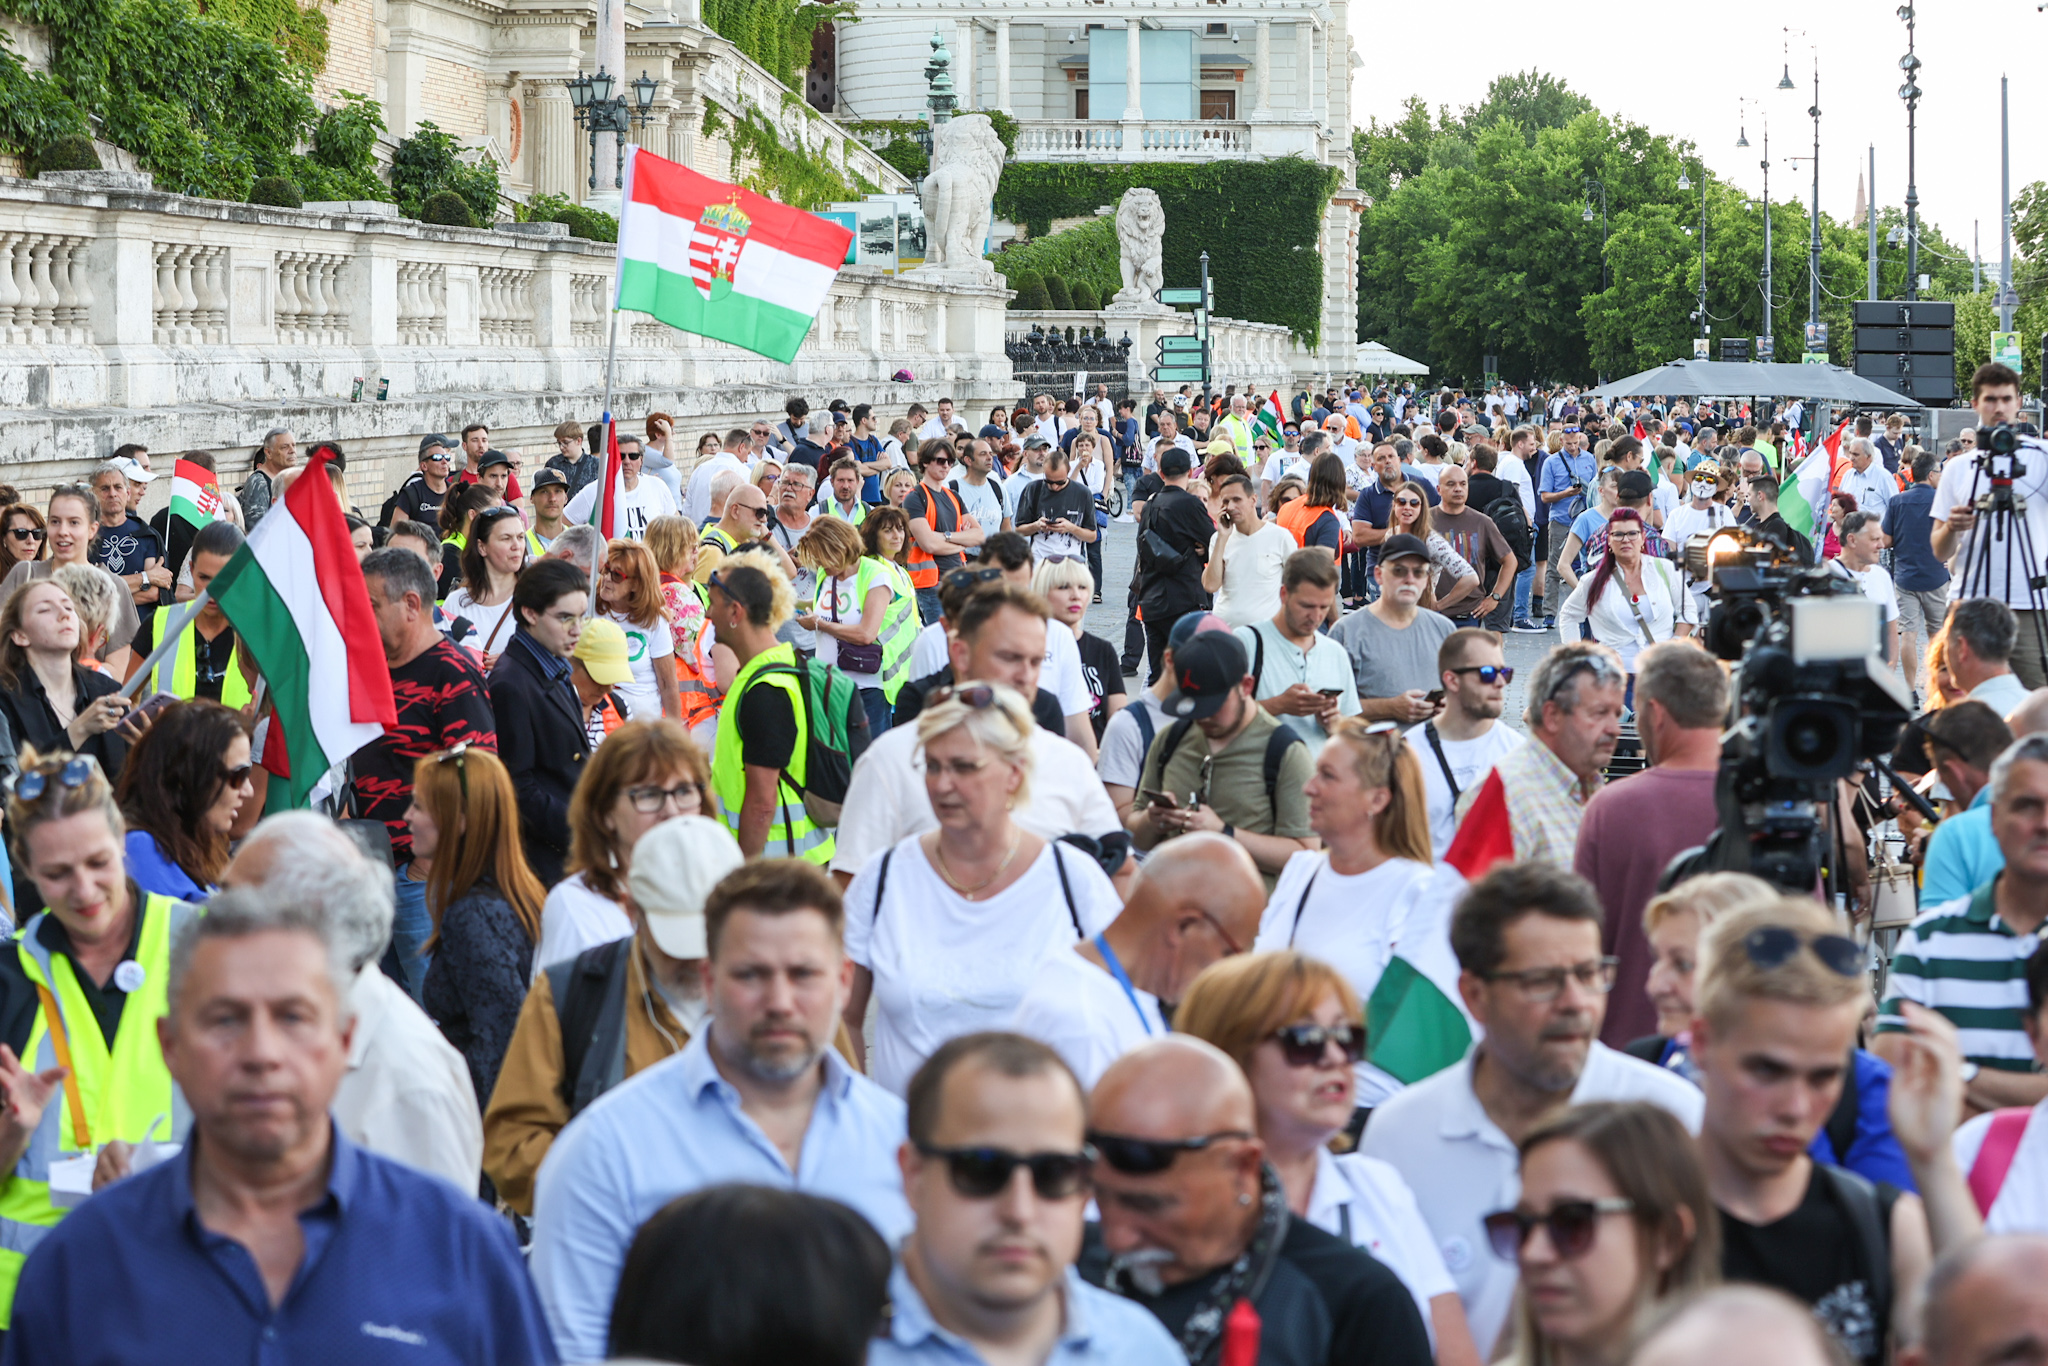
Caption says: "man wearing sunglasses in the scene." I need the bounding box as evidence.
[1083,1037,1431,1366]
[1361,862,1703,1357]
[564,434,678,541]
[1694,901,1977,1366]
[874,1033,1182,1365]
[1410,630,1524,859]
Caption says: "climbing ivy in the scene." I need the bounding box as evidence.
[992,158,1340,347]
[294,89,388,202]
[699,0,852,91]
[722,105,862,209]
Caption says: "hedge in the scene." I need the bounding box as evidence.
[991,158,1340,347]
[989,215,1120,307]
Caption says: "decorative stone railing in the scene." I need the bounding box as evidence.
[1012,120,1257,161]
[0,172,1013,494]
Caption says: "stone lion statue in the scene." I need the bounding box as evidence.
[919,114,1004,276]
[1113,188,1165,305]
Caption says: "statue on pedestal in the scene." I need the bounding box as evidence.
[1111,188,1166,307]
[918,114,1004,279]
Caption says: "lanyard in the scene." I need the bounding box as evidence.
[1093,935,1155,1036]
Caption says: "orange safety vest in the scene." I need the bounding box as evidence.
[1275,498,1337,549]
[662,575,722,730]
[904,482,967,590]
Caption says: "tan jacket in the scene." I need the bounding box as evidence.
[483,935,689,1216]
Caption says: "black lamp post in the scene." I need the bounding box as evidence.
[1680,159,1707,345]
[1582,177,1608,293]
[1898,4,1922,300]
[565,66,659,193]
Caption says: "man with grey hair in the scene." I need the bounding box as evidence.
[1899,1235,2048,1366]
[240,427,298,528]
[222,814,482,1190]
[4,886,553,1363]
[1451,640,1626,871]
[1949,597,2029,716]
[547,522,602,575]
[1878,731,2048,1114]
[1839,436,1896,519]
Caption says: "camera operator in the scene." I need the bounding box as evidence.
[1930,364,2048,690]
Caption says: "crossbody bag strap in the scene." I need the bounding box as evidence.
[1423,721,1461,801]
[1619,569,1659,647]
[1050,843,1082,938]
[1287,864,1323,946]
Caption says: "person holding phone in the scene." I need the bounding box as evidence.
[1237,549,1360,743]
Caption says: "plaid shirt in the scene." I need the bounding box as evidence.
[1466,735,1600,870]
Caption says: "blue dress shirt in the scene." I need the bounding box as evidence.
[124,829,211,902]
[1538,452,1597,525]
[2,1125,555,1366]
[530,1026,912,1364]
[871,1263,1185,1365]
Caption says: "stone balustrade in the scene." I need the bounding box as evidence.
[0,171,1013,495]
[1010,119,1322,163]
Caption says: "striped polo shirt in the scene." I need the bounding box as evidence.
[1876,878,2043,1071]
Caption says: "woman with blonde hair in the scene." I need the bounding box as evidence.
[49,563,114,676]
[795,514,914,739]
[596,538,680,721]
[841,677,1120,1095]
[536,717,712,974]
[881,467,918,510]
[1178,950,1479,1366]
[407,744,548,1112]
[1253,718,1456,1111]
[1385,479,1478,609]
[643,515,719,739]
[1490,1101,1719,1366]
[1034,553,1125,739]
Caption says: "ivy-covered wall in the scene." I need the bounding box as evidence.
[700,0,850,94]
[988,216,1119,306]
[992,158,1340,347]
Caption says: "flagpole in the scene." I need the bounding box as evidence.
[588,305,619,620]
[117,588,212,700]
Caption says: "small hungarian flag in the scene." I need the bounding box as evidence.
[1251,392,1285,450]
[588,418,625,541]
[1778,417,1853,541]
[614,148,853,363]
[209,447,396,810]
[169,459,229,527]
[1365,867,1475,1085]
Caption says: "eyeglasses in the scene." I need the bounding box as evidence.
[1088,1130,1253,1175]
[1743,926,1864,978]
[14,755,96,804]
[1272,1022,1367,1068]
[625,782,702,814]
[1482,956,1619,1001]
[915,1143,1094,1201]
[1451,664,1515,685]
[7,527,43,541]
[1483,1199,1635,1262]
[942,566,1005,592]
[435,741,471,807]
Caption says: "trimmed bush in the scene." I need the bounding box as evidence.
[1043,274,1073,310]
[420,190,476,228]
[877,135,927,182]
[1012,273,1051,311]
[1069,281,1100,312]
[32,134,100,174]
[247,175,303,208]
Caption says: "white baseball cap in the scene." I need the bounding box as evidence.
[626,815,743,959]
[111,456,157,483]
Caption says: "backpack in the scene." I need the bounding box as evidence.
[1157,716,1303,820]
[546,936,636,1118]
[1814,1163,1898,1345]
[1484,492,1534,566]
[756,657,872,827]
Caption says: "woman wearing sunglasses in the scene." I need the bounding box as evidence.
[1253,718,1457,1108]
[407,745,547,1131]
[842,683,1120,1096]
[596,539,681,722]
[1177,950,1481,1366]
[1555,508,1694,686]
[1488,1101,1718,1366]
[1385,479,1478,611]
[113,699,255,901]
[0,503,47,572]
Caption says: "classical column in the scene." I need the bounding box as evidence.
[530,81,579,200]
[1252,19,1272,118]
[993,17,1011,112]
[955,18,976,110]
[1122,17,1143,122]
[593,0,625,197]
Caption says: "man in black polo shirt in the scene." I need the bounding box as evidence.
[1135,448,1215,681]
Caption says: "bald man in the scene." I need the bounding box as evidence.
[1629,1286,1837,1366]
[1081,1038,1431,1366]
[2007,688,2048,737]
[1009,835,1265,1088]
[1900,1236,2048,1366]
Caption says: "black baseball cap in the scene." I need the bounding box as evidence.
[475,448,513,472]
[1380,532,1430,564]
[418,434,455,459]
[1162,631,1249,721]
[530,468,568,491]
[1160,448,1194,478]
[1615,470,1654,502]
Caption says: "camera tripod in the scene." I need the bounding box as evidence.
[1956,442,2048,673]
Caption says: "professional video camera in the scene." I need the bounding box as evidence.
[1951,423,2048,666]
[1665,523,1913,893]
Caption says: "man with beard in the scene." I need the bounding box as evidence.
[1359,863,1705,1359]
[870,1032,1182,1364]
[1082,1036,1431,1366]
[530,860,912,1363]
[1408,630,1524,858]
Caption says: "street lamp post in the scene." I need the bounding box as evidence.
[1899,4,1922,300]
[1680,160,1707,343]
[1782,34,1823,351]
[564,66,659,195]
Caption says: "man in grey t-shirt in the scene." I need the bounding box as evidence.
[1329,533,1455,729]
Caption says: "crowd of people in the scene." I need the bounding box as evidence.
[0,364,2037,1366]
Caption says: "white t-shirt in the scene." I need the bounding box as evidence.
[829,723,1122,877]
[1408,723,1527,857]
[1496,456,1536,520]
[1359,1042,1706,1358]
[844,838,1121,1095]
[1306,1147,1459,1340]
[1253,854,1469,1108]
[1097,692,1170,790]
[565,472,680,540]
[1932,440,2048,609]
[532,872,631,979]
[1837,560,1901,625]
[1406,461,1443,486]
[1649,479,1681,523]
[1210,521,1295,628]
[950,476,1008,539]
[1260,451,1310,486]
[606,610,675,720]
[815,571,883,688]
[682,451,748,525]
[910,619,949,680]
[1953,1099,2048,1235]
[1009,945,1166,1091]
[443,589,517,656]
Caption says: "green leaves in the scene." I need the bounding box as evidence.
[990,216,1120,306]
[391,120,499,223]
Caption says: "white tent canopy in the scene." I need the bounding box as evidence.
[1355,342,1430,376]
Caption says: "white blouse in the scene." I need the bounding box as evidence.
[1556,555,1696,672]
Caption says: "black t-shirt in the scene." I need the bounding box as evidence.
[1017,478,1097,536]
[1132,472,1167,507]
[1075,631,1125,740]
[191,623,235,702]
[1467,470,1510,514]
[381,472,448,529]
[91,515,163,630]
[1137,486,1215,612]
[1720,1166,1896,1366]
[349,640,499,862]
[736,678,797,770]
[904,484,966,576]
[1080,1217,1431,1366]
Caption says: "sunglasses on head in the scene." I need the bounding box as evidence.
[1483,1199,1635,1261]
[435,741,471,806]
[1272,1022,1366,1068]
[1450,664,1515,686]
[15,755,96,804]
[1743,926,1864,978]
[929,683,1000,711]
[943,566,1004,591]
[1087,1129,1252,1175]
[917,1143,1094,1200]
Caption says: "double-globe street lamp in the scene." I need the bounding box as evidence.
[566,67,660,194]
[1678,160,1707,346]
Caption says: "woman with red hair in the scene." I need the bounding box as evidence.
[1556,507,1696,677]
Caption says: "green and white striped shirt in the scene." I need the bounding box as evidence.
[1876,878,2043,1071]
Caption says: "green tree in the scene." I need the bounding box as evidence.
[1457,71,1593,145]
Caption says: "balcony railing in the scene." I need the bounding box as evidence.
[1011,120,1253,161]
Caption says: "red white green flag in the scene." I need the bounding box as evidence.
[1251,392,1284,450]
[208,449,397,810]
[614,148,854,363]
[169,458,229,528]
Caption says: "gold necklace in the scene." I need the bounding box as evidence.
[933,831,1023,900]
